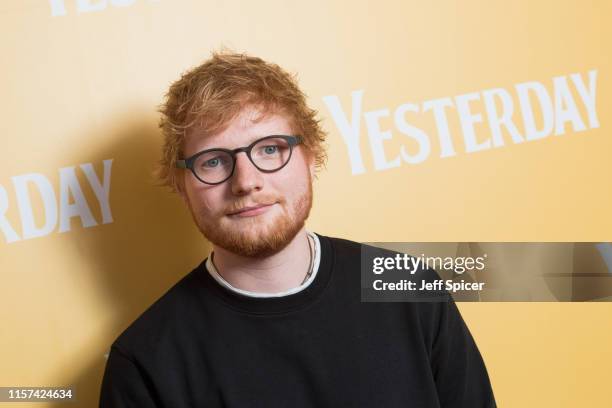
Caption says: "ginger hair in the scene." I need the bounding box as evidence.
[153,50,328,194]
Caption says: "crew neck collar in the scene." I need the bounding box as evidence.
[205,230,321,298]
[196,232,334,315]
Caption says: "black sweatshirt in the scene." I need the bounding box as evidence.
[99,233,496,407]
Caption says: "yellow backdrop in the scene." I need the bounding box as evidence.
[1,0,610,406]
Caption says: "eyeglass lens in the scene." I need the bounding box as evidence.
[193,137,293,183]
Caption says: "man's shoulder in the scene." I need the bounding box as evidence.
[322,233,361,250]
[109,263,205,356]
[319,233,433,283]
[320,233,415,259]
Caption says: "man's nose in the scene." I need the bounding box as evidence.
[230,152,263,195]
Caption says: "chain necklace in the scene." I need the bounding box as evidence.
[212,233,315,287]
[300,233,315,285]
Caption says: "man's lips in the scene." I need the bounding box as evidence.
[227,203,275,216]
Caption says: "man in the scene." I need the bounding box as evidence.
[99,51,496,407]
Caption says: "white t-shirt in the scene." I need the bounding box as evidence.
[205,230,321,298]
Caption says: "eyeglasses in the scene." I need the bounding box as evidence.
[176,135,303,185]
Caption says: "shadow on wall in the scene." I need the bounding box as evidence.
[47,108,211,407]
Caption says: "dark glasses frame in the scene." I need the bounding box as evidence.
[175,135,303,185]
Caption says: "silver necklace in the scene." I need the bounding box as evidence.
[300,234,314,285]
[212,234,315,287]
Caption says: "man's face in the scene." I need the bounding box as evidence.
[179,105,315,258]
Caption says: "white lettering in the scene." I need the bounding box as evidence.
[11,174,58,240]
[553,75,586,135]
[516,81,554,141]
[422,97,457,158]
[394,103,431,164]
[0,185,20,243]
[81,159,114,224]
[322,91,366,175]
[0,160,114,244]
[49,0,68,16]
[364,109,400,171]
[455,92,491,153]
[570,69,599,128]
[482,88,524,147]
[323,70,600,175]
[51,0,158,16]
[58,166,97,233]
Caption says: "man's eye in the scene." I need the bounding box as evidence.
[263,145,278,155]
[202,157,226,168]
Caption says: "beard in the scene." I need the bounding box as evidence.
[186,177,313,259]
